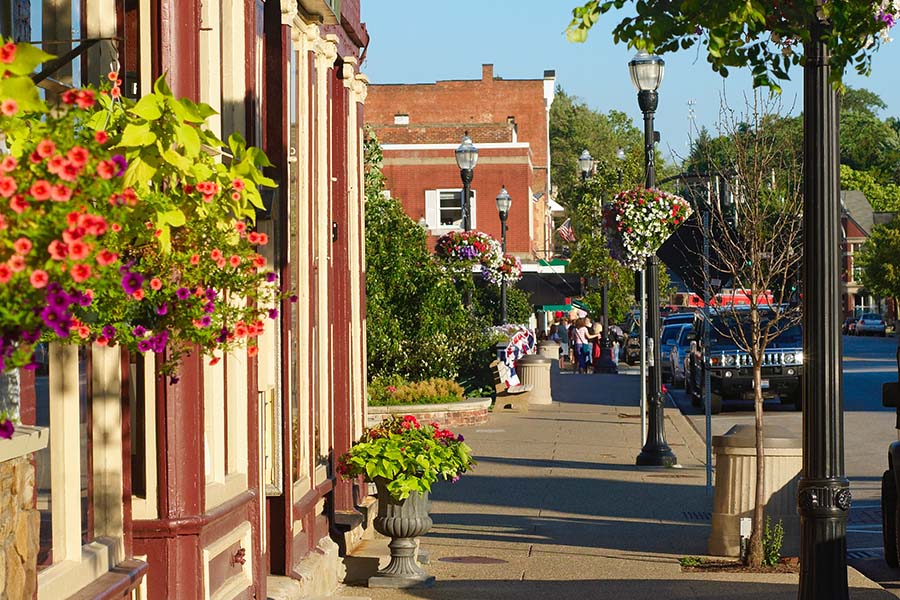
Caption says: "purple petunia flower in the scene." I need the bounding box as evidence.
[111,154,128,177]
[457,434,464,442]
[102,325,116,338]
[175,287,191,300]
[132,325,147,337]
[268,308,279,320]
[205,288,217,301]
[0,418,13,440]
[121,272,144,294]
[169,375,180,385]
[156,303,168,316]
[137,339,152,353]
[265,272,278,283]
[198,315,212,327]
[204,302,215,314]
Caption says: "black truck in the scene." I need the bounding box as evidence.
[685,310,803,413]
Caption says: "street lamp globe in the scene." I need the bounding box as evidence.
[627,50,665,93]
[455,134,479,171]
[578,149,593,179]
[616,147,626,162]
[495,186,511,217]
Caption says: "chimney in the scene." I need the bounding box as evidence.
[482,64,493,82]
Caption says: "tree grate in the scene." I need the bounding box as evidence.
[683,511,712,521]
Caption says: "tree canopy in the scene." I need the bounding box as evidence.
[567,1,897,90]
[857,218,900,302]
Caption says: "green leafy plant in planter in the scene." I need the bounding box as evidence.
[337,414,475,501]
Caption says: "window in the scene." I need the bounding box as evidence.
[424,189,477,231]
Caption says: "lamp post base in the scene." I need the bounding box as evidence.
[636,447,677,467]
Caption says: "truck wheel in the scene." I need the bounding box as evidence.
[884,470,899,567]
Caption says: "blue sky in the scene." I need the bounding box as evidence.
[361,1,900,163]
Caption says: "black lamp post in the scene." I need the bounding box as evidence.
[455,134,478,232]
[797,10,850,598]
[496,186,511,324]
[630,50,676,467]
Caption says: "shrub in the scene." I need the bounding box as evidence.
[762,517,784,567]
[368,377,465,407]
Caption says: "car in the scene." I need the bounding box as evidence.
[686,310,803,413]
[878,333,900,566]
[667,324,693,388]
[842,317,858,336]
[856,313,887,337]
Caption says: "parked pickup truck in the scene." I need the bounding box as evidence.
[880,336,900,566]
[686,311,803,413]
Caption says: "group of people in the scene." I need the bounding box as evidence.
[548,317,622,374]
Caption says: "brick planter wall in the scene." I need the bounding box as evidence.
[367,398,491,429]
[0,455,39,600]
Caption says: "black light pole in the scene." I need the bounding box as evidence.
[797,8,850,598]
[455,134,478,232]
[631,50,676,467]
[496,186,511,324]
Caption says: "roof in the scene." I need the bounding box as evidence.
[841,190,873,236]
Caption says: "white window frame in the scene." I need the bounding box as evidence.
[424,188,477,233]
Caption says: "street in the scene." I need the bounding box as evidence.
[667,333,900,592]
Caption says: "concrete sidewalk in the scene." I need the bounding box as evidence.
[340,367,892,599]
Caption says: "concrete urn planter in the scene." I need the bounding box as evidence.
[368,477,435,588]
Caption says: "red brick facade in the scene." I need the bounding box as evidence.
[367,64,556,260]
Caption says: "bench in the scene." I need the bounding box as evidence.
[490,359,532,411]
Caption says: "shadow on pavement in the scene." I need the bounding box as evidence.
[359,578,891,600]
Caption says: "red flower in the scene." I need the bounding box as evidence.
[150,278,163,290]
[9,195,27,214]
[1,99,17,116]
[96,160,116,179]
[0,264,11,283]
[94,131,109,144]
[95,250,117,266]
[49,240,68,260]
[0,42,16,63]
[36,139,56,158]
[68,240,90,260]
[29,270,48,288]
[50,185,72,202]
[29,180,51,201]
[13,238,32,255]
[70,263,92,283]
[0,176,17,198]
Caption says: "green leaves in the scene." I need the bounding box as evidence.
[120,122,157,147]
[566,0,889,89]
[0,75,44,113]
[4,43,53,76]
[337,416,476,501]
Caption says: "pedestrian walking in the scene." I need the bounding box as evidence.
[573,318,592,374]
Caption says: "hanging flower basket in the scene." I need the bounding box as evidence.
[482,253,522,286]
[601,187,692,271]
[434,230,502,270]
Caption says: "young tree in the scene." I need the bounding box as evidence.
[687,95,803,567]
[856,218,900,325]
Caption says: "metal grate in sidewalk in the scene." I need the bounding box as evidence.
[683,511,711,521]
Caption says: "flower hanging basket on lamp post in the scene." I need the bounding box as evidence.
[601,187,692,271]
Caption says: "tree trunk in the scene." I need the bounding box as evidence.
[746,360,766,567]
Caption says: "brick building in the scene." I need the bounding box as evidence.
[0,1,372,598]
[366,64,557,260]
[841,190,897,321]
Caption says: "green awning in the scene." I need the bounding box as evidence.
[539,304,575,312]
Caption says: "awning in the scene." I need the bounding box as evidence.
[516,273,583,307]
[539,304,574,313]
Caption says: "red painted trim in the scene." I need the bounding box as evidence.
[156,0,200,99]
[133,490,256,539]
[330,61,354,514]
[292,479,334,522]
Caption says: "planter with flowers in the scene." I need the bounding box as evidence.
[337,414,475,588]
[0,41,282,436]
[601,187,692,271]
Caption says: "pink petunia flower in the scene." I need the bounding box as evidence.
[30,270,49,288]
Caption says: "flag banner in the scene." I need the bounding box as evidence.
[557,218,576,242]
